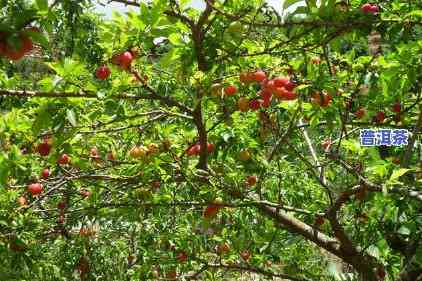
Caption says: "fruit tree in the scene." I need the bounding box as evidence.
[0,0,421,280]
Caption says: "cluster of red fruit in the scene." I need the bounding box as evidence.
[0,29,36,61]
[361,3,379,14]
[95,48,138,80]
[223,69,298,112]
[354,101,402,124]
[186,142,215,156]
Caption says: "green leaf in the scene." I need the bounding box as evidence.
[390,168,410,181]
[35,0,48,12]
[66,109,77,127]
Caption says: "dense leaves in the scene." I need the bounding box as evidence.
[0,0,421,280]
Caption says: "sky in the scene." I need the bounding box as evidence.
[94,0,285,18]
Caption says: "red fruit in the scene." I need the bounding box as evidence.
[315,216,325,226]
[41,168,50,179]
[260,90,272,108]
[120,51,133,66]
[216,243,230,254]
[151,180,161,189]
[95,65,111,80]
[392,102,401,113]
[377,266,386,280]
[240,250,251,262]
[176,251,188,263]
[0,41,6,55]
[57,153,70,165]
[20,35,33,53]
[36,142,51,156]
[80,189,92,198]
[375,111,385,123]
[58,214,65,224]
[248,99,261,110]
[28,183,43,196]
[392,158,401,165]
[4,43,26,60]
[369,4,379,14]
[273,87,288,98]
[393,114,402,124]
[58,201,66,210]
[355,107,366,119]
[272,77,289,88]
[311,92,332,107]
[252,70,266,82]
[186,144,200,156]
[284,80,296,91]
[203,204,220,219]
[207,143,215,153]
[166,270,177,280]
[90,147,100,158]
[246,175,257,186]
[224,85,237,96]
[361,3,373,13]
[280,90,297,100]
[264,79,276,92]
[322,139,332,151]
[107,151,116,161]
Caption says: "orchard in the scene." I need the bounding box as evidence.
[0,1,421,281]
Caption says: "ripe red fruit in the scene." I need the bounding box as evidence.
[246,175,257,186]
[216,243,230,254]
[272,77,289,88]
[284,80,296,91]
[151,180,161,189]
[90,147,100,159]
[311,92,332,107]
[58,214,65,224]
[176,251,188,263]
[322,139,332,151]
[224,85,237,96]
[119,51,133,67]
[186,144,200,156]
[4,43,26,61]
[95,65,111,80]
[377,266,386,280]
[374,111,385,123]
[166,270,177,280]
[355,107,366,119]
[58,201,66,210]
[107,151,116,161]
[80,189,92,198]
[240,250,251,262]
[207,143,215,153]
[361,3,373,13]
[280,90,297,100]
[203,204,220,219]
[57,153,70,165]
[369,4,379,14]
[315,216,325,226]
[41,168,50,179]
[28,183,43,196]
[248,99,261,110]
[21,35,33,53]
[252,70,266,82]
[36,142,51,156]
[392,102,401,113]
